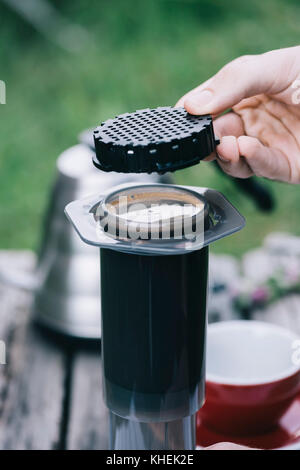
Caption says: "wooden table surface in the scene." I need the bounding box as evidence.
[0,250,300,450]
[0,251,109,450]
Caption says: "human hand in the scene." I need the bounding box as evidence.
[176,46,300,183]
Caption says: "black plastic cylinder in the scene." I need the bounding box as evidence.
[100,246,209,422]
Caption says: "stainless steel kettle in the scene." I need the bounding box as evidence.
[0,141,171,339]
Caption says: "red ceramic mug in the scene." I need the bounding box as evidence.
[198,321,300,436]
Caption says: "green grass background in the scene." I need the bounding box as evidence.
[0,0,299,256]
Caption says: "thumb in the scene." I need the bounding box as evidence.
[184,50,291,115]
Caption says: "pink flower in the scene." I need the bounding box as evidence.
[284,266,300,284]
[251,286,269,303]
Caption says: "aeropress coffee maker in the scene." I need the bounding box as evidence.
[65,107,245,450]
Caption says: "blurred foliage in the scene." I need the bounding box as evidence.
[0,0,299,255]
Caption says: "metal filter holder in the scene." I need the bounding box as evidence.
[65,183,245,256]
[93,107,219,174]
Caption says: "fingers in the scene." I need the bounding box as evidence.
[210,113,294,181]
[204,111,296,181]
[202,112,243,163]
[183,49,296,116]
[210,112,253,178]
[213,111,245,139]
[216,134,294,181]
[175,78,213,108]
[217,136,254,179]
[237,136,296,182]
[184,54,267,115]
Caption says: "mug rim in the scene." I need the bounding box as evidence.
[206,320,300,386]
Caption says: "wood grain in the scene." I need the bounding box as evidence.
[0,252,66,450]
[67,348,109,450]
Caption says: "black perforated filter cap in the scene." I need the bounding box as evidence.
[93,106,219,174]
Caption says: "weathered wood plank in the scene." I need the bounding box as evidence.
[67,348,109,450]
[0,251,66,450]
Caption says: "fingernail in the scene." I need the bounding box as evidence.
[217,153,230,163]
[185,90,213,112]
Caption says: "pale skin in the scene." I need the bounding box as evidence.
[177,46,300,450]
[176,46,300,183]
